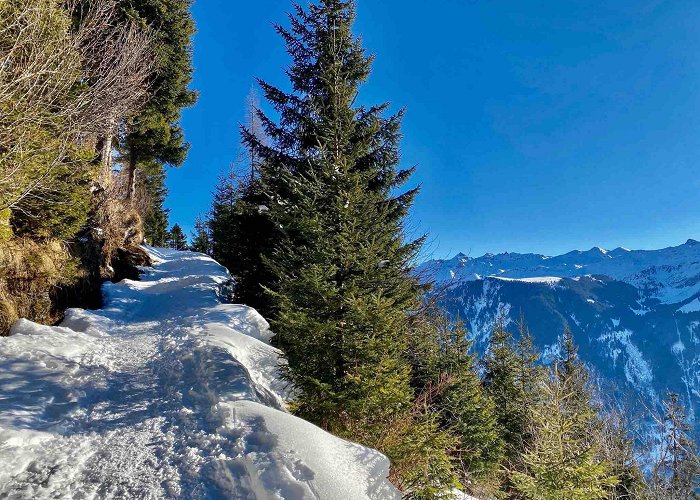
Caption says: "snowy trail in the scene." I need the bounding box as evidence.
[0,248,399,500]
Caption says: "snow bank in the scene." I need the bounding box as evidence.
[0,248,399,499]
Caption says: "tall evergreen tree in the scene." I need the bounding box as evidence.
[410,314,504,490]
[222,175,279,316]
[141,168,171,246]
[510,366,619,500]
[651,392,700,499]
[168,223,187,250]
[597,408,646,500]
[117,0,196,239]
[190,215,211,254]
[483,318,539,468]
[209,170,238,268]
[237,1,457,494]
[557,326,597,427]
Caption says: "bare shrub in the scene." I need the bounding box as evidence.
[0,0,153,218]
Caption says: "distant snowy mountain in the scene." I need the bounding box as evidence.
[418,239,700,429]
[0,249,399,499]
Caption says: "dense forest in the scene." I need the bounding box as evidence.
[2,0,699,498]
[0,0,194,334]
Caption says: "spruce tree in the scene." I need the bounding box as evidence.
[117,0,196,220]
[239,1,457,494]
[209,170,238,269]
[598,409,646,500]
[557,326,597,430]
[222,176,279,316]
[483,318,537,467]
[244,0,422,420]
[422,315,504,489]
[190,215,211,254]
[142,168,171,246]
[168,223,188,250]
[510,366,619,499]
[651,392,700,499]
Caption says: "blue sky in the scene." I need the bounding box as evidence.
[167,0,700,259]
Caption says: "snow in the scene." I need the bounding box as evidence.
[597,328,654,394]
[0,248,399,499]
[678,298,700,313]
[672,340,686,354]
[492,276,563,285]
[418,239,700,305]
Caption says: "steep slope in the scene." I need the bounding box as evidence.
[0,248,399,499]
[418,240,700,429]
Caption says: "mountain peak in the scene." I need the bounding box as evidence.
[686,239,699,246]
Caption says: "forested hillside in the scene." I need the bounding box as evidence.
[2,0,700,499]
[194,1,700,498]
[0,0,195,336]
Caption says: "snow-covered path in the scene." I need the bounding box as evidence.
[0,248,399,499]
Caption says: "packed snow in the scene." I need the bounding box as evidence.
[0,248,400,499]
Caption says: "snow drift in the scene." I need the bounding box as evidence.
[0,248,400,499]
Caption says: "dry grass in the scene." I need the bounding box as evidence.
[0,238,84,335]
[0,177,151,335]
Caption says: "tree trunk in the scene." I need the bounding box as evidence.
[98,119,115,187]
[126,149,138,202]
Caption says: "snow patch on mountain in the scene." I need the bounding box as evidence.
[492,276,563,285]
[596,328,655,396]
[465,279,512,344]
[419,239,700,305]
[0,248,399,499]
[679,298,700,314]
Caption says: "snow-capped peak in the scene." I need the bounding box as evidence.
[418,239,700,304]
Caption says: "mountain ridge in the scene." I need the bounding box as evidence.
[418,238,700,434]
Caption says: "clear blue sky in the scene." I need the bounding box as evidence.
[167,0,700,259]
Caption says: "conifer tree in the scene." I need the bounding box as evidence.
[651,392,700,499]
[483,318,539,468]
[237,1,456,494]
[557,326,597,430]
[516,317,543,411]
[223,176,279,316]
[597,408,646,500]
[190,215,211,254]
[560,326,587,384]
[209,170,238,269]
[117,0,196,239]
[142,169,171,246]
[425,316,504,489]
[168,223,188,250]
[510,366,619,499]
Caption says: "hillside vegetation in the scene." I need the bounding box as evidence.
[2,0,700,498]
[0,0,195,335]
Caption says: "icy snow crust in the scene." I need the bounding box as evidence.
[0,248,399,500]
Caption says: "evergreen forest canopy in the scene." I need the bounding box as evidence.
[1,0,699,498]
